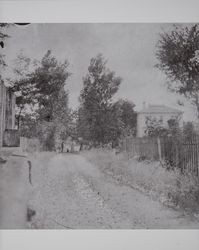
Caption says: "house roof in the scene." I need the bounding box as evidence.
[138,105,183,114]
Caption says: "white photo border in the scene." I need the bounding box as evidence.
[0,0,199,250]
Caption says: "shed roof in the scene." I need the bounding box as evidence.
[139,105,183,114]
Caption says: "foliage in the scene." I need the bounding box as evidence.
[77,107,91,142]
[167,118,181,137]
[12,50,71,122]
[11,50,72,150]
[156,24,199,118]
[0,23,10,68]
[183,121,197,140]
[18,113,38,138]
[144,116,169,137]
[37,121,56,151]
[78,54,122,146]
[112,99,137,137]
[31,50,71,120]
[145,116,181,138]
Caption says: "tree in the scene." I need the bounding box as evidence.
[11,50,71,125]
[145,116,181,138]
[145,117,169,137]
[156,24,199,118]
[183,121,197,140]
[79,54,122,145]
[27,50,71,120]
[167,118,181,137]
[113,99,137,137]
[19,113,38,138]
[77,106,91,142]
[11,50,72,150]
[0,23,9,68]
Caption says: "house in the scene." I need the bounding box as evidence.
[136,103,183,137]
[0,81,16,147]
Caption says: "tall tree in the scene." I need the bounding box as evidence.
[156,24,199,118]
[11,50,72,150]
[79,54,122,145]
[112,99,137,137]
[29,50,71,121]
[11,50,71,125]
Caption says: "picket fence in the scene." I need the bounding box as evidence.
[122,136,199,176]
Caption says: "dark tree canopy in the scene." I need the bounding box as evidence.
[11,50,71,123]
[78,54,122,145]
[10,50,72,150]
[156,24,199,118]
[80,54,122,109]
[112,99,137,137]
[183,121,197,140]
[145,116,169,137]
[30,50,71,121]
[0,24,9,68]
[145,117,181,138]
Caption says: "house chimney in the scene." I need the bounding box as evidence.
[143,102,146,110]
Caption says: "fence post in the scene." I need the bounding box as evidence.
[124,137,127,152]
[175,141,179,170]
[157,137,162,162]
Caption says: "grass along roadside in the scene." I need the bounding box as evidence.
[82,149,199,216]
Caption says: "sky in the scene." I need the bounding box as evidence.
[2,23,197,121]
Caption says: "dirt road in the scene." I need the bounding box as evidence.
[28,153,199,229]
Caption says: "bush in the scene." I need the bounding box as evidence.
[37,121,56,151]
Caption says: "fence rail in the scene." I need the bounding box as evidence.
[122,136,199,176]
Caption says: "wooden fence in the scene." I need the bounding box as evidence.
[20,137,40,152]
[122,136,199,176]
[3,129,20,147]
[123,137,159,160]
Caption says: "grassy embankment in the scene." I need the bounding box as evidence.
[82,149,199,215]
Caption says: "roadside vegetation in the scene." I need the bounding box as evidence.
[83,149,199,215]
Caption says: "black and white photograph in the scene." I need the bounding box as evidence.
[1,22,199,230]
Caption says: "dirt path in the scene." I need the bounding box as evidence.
[28,153,199,229]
